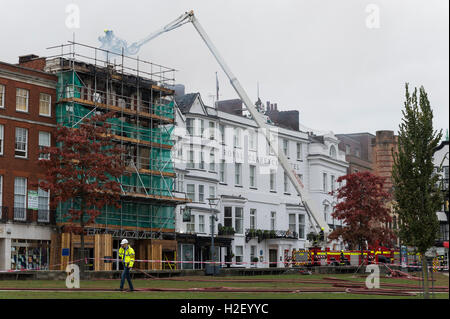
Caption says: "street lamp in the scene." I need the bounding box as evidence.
[207,197,220,275]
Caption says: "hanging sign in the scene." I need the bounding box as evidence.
[27,190,39,210]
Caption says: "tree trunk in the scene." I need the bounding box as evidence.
[422,253,430,299]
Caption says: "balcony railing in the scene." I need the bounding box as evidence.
[14,207,27,222]
[245,228,299,243]
[0,206,8,223]
[0,207,56,225]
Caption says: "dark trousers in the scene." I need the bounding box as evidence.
[120,267,134,290]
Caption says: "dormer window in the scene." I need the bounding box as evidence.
[329,145,337,159]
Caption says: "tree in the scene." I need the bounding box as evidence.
[328,172,396,263]
[392,84,443,299]
[38,112,126,278]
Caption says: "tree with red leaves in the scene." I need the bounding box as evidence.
[328,171,396,264]
[38,112,126,277]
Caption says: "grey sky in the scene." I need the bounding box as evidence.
[1,0,448,136]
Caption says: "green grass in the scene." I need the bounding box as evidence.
[0,273,447,299]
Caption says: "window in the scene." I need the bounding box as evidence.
[0,84,4,108]
[16,88,29,112]
[323,173,328,192]
[289,214,296,233]
[209,122,215,139]
[15,127,28,158]
[249,165,256,187]
[177,141,183,158]
[199,215,205,233]
[209,150,215,171]
[355,148,360,158]
[199,147,205,169]
[323,204,329,223]
[0,175,3,208]
[187,184,195,202]
[250,209,257,230]
[284,172,289,193]
[235,163,242,186]
[270,169,276,191]
[219,124,225,144]
[224,207,233,227]
[235,246,243,265]
[235,207,243,234]
[270,212,276,230]
[345,144,351,155]
[200,119,204,137]
[283,139,289,156]
[209,186,216,199]
[330,175,335,192]
[198,185,205,203]
[38,131,51,160]
[296,143,302,160]
[298,214,305,239]
[176,174,184,192]
[329,145,337,159]
[14,177,27,221]
[186,118,194,135]
[249,130,256,151]
[187,214,195,233]
[39,93,51,116]
[250,245,257,263]
[187,147,194,169]
[0,124,4,155]
[267,133,276,155]
[233,128,241,148]
[219,160,226,183]
[38,184,50,222]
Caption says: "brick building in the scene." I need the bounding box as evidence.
[0,56,57,271]
[371,130,398,194]
[336,133,375,174]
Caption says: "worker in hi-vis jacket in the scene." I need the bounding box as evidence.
[117,239,135,292]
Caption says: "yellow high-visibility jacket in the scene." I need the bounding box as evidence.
[118,246,135,268]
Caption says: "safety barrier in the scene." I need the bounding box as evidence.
[1,257,448,273]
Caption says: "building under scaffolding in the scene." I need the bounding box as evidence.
[44,42,188,271]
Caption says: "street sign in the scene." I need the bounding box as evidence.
[27,190,38,210]
[62,248,70,257]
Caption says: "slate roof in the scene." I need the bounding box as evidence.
[175,93,199,113]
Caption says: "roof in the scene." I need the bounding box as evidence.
[175,93,199,113]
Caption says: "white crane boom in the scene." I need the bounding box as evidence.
[133,10,331,237]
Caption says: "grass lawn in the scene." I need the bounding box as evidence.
[0,273,448,299]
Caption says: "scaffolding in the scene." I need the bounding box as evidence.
[45,41,188,236]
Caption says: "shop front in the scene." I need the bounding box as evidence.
[0,223,54,271]
[10,239,50,270]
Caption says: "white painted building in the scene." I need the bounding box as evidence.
[433,140,449,254]
[172,91,348,268]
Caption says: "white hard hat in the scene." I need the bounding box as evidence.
[120,239,128,245]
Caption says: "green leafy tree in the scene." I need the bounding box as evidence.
[392,84,443,299]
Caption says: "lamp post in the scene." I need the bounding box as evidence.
[207,197,220,275]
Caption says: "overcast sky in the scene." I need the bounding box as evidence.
[1,0,448,136]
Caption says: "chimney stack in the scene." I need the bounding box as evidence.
[274,103,278,111]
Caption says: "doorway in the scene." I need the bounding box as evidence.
[269,249,277,268]
[74,248,94,271]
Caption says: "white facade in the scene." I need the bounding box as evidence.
[433,141,449,246]
[173,93,349,268]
